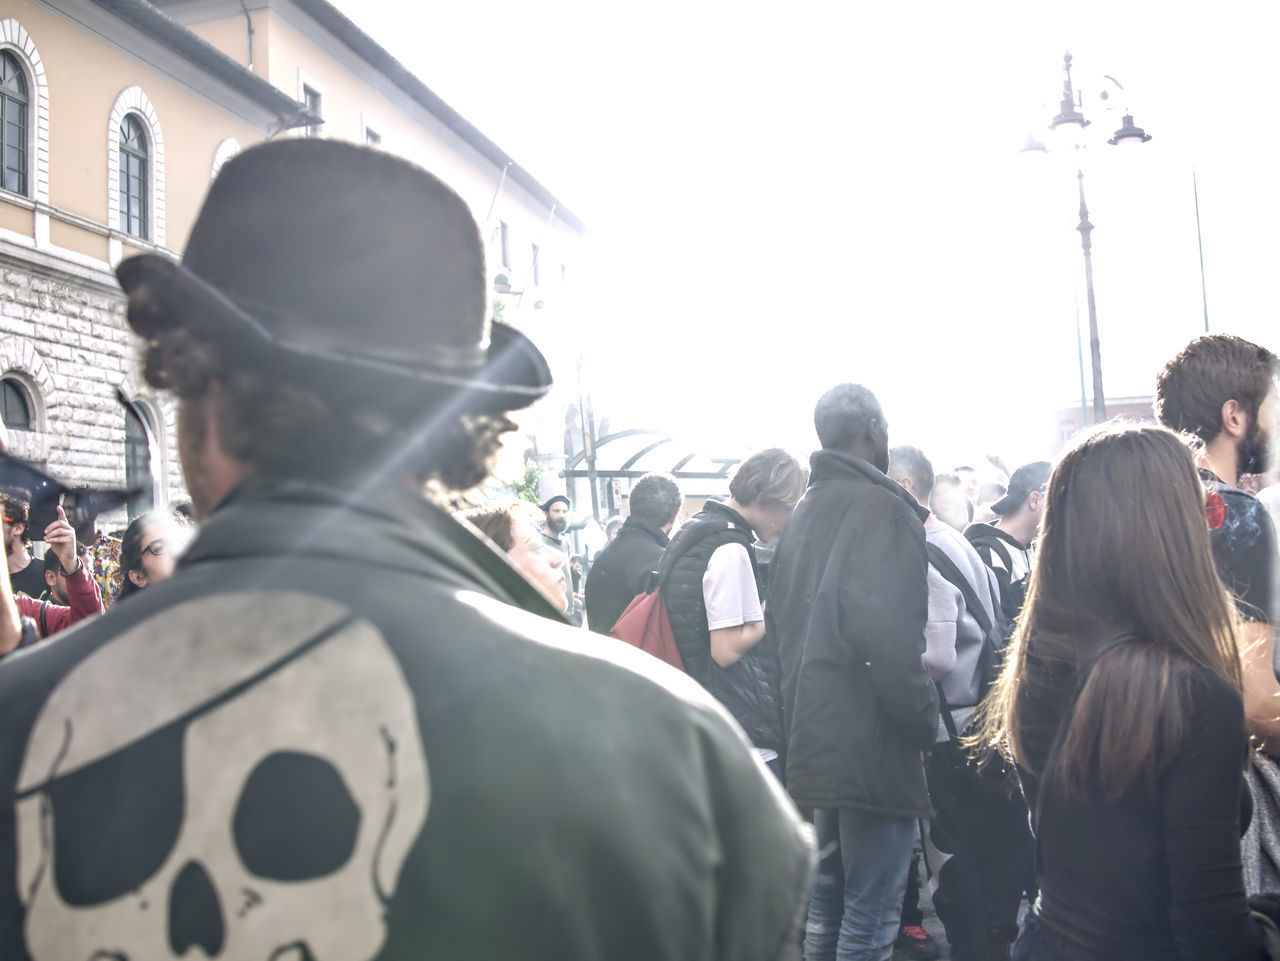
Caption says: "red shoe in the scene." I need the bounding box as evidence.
[894,924,942,960]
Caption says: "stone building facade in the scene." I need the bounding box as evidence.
[0,0,583,528]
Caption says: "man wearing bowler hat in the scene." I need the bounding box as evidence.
[0,141,812,960]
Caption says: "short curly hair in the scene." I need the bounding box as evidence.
[129,283,516,493]
[1155,334,1279,444]
[627,473,682,528]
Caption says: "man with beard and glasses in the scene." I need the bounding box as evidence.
[1156,334,1280,759]
[539,494,576,619]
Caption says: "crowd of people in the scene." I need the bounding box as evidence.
[0,137,1277,961]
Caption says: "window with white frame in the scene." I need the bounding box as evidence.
[0,20,49,206]
[0,51,27,196]
[118,114,148,239]
[303,85,322,138]
[107,86,165,248]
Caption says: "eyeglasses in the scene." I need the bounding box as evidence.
[141,539,169,557]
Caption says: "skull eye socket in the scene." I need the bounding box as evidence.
[47,725,185,907]
[233,751,361,881]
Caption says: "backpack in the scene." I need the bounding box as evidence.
[965,528,1029,622]
[610,590,685,670]
[926,541,1012,739]
[610,517,752,672]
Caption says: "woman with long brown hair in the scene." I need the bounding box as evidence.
[973,423,1270,960]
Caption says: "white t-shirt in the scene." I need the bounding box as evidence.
[702,543,764,630]
[702,542,773,761]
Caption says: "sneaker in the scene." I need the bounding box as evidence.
[894,924,942,960]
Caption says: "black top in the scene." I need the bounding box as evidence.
[8,559,45,600]
[583,514,669,635]
[1029,667,1265,961]
[1200,469,1277,623]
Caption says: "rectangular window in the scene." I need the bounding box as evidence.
[531,243,540,286]
[303,85,322,138]
[0,85,27,195]
[499,221,510,268]
[365,127,381,146]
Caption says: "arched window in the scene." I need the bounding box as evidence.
[124,406,154,518]
[0,376,30,430]
[0,51,26,195]
[119,114,148,239]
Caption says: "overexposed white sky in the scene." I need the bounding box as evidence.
[334,0,1280,472]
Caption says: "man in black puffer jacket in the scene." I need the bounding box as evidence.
[768,384,938,961]
[585,472,683,634]
[663,449,808,778]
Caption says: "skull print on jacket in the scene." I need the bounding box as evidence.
[13,593,429,961]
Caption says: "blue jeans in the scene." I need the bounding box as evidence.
[805,807,916,961]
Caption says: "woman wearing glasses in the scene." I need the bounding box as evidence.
[116,509,190,603]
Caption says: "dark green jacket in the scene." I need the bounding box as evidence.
[0,476,813,960]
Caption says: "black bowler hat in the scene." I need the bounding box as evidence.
[116,139,552,411]
[539,495,570,512]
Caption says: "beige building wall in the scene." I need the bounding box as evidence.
[0,1,289,526]
[2,1,269,256]
[168,2,581,285]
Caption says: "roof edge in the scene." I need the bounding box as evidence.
[88,0,321,130]
[290,0,585,235]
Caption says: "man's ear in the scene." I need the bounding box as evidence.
[1221,398,1249,440]
[44,568,55,589]
[12,522,24,542]
[128,569,148,589]
[1028,490,1043,513]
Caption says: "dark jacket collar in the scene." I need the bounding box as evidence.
[183,473,564,619]
[698,499,755,537]
[964,521,1029,551]
[617,514,670,548]
[808,449,929,523]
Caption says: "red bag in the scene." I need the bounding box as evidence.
[610,590,685,672]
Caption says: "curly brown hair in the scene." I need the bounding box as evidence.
[129,284,516,493]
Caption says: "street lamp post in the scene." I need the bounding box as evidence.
[1075,169,1105,423]
[1030,52,1153,424]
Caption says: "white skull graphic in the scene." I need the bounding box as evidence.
[14,592,430,961]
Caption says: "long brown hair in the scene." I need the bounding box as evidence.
[968,423,1243,802]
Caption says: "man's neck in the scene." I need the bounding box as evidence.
[994,515,1031,549]
[1200,435,1240,488]
[6,543,29,574]
[542,524,561,542]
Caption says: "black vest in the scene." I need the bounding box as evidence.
[661,503,785,753]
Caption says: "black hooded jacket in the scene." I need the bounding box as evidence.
[584,514,669,634]
[767,450,937,817]
[0,476,813,960]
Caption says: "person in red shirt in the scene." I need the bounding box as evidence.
[3,505,103,651]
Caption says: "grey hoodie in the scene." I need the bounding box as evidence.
[924,520,1002,742]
